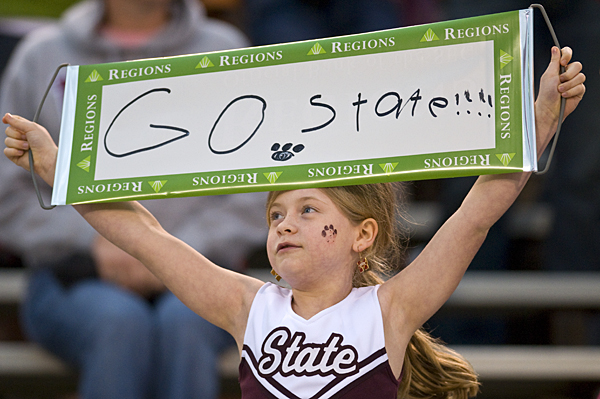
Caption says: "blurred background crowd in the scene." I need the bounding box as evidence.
[0,0,598,398]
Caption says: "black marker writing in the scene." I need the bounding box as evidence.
[104,84,493,160]
[302,94,336,133]
[104,88,190,158]
[208,94,267,155]
[428,97,448,118]
[352,92,368,132]
[464,90,473,103]
[407,89,423,117]
[455,88,493,117]
[375,92,403,118]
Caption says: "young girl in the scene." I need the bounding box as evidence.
[3,46,585,398]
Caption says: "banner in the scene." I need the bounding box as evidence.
[53,9,535,205]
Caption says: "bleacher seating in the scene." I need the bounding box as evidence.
[2,268,600,398]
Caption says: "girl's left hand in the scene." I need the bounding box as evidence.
[536,46,585,132]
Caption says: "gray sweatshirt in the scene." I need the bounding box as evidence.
[0,0,268,269]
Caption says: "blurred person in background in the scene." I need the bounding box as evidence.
[244,0,402,45]
[0,0,268,398]
[0,30,20,80]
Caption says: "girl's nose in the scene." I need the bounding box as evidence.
[277,215,297,234]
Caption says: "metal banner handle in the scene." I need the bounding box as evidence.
[529,4,566,175]
[30,63,69,210]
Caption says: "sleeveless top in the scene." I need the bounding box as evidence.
[239,283,399,399]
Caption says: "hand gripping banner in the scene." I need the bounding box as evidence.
[51,9,536,205]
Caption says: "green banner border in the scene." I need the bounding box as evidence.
[54,9,533,205]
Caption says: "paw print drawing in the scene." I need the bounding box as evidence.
[321,225,337,243]
[271,142,305,161]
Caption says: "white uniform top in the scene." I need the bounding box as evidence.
[239,282,399,399]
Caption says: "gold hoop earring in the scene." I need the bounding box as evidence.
[270,269,282,281]
[357,252,369,273]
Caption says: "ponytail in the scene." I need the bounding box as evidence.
[398,329,479,399]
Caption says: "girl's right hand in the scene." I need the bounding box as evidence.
[3,113,57,186]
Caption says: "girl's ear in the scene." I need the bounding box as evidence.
[353,218,378,253]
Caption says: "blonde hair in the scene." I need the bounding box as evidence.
[266,184,479,398]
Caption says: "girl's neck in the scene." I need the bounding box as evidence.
[290,283,353,320]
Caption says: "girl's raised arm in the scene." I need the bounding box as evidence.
[3,113,264,346]
[379,47,586,345]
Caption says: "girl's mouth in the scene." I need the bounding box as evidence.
[277,243,301,252]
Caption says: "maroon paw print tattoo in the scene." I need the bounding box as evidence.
[321,224,337,243]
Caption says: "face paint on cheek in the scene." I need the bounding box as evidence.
[322,225,338,243]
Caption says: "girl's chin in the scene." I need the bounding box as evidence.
[274,265,305,283]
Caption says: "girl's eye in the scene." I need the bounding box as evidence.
[270,211,283,222]
[302,206,315,214]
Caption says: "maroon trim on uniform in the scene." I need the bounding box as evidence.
[240,356,300,399]
[242,345,302,399]
[241,345,396,399]
[328,362,399,398]
[311,348,392,398]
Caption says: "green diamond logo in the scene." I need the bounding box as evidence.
[307,42,326,55]
[85,70,103,83]
[496,153,516,167]
[500,50,514,69]
[379,162,398,175]
[148,180,167,193]
[264,172,282,184]
[195,56,214,69]
[77,156,91,172]
[420,28,439,42]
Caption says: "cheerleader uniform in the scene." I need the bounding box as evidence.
[239,282,399,398]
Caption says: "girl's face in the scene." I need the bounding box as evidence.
[266,189,359,290]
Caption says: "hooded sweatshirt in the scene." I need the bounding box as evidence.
[0,0,266,270]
